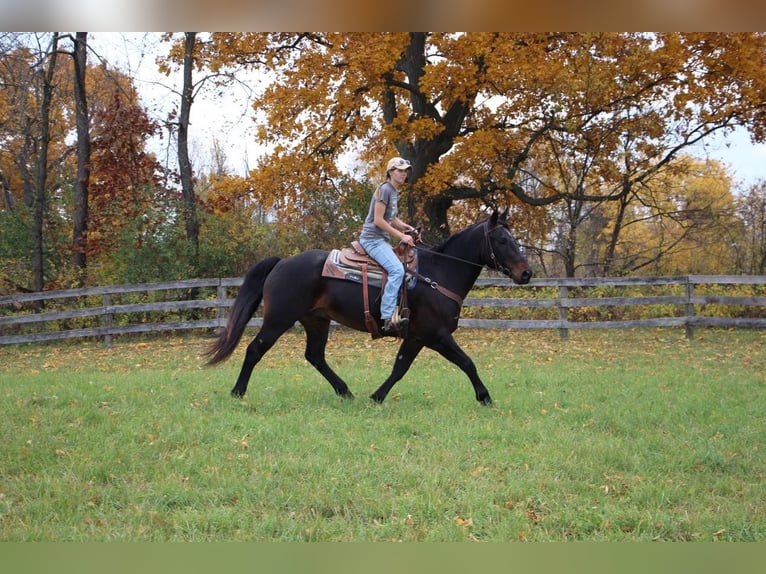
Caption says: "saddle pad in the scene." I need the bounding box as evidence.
[321,248,416,289]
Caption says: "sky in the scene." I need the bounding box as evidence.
[91,32,765,191]
[691,128,766,190]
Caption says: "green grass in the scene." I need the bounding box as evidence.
[1,328,764,541]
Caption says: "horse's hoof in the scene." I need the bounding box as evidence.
[369,393,385,404]
[479,395,493,406]
[231,389,245,399]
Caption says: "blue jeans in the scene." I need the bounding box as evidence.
[359,236,404,320]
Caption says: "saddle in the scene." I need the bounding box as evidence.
[322,241,418,339]
[322,241,418,287]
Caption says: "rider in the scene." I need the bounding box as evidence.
[359,157,418,337]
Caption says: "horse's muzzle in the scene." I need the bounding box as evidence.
[515,267,533,285]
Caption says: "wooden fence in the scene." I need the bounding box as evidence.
[1,275,765,346]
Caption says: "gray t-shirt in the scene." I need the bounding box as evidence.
[360,181,399,241]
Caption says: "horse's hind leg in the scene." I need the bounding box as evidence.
[300,317,354,399]
[230,323,290,398]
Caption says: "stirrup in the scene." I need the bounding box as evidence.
[390,307,409,338]
[381,318,399,337]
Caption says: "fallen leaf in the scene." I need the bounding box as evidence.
[526,509,541,523]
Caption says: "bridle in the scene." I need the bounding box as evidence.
[415,219,514,271]
[484,222,519,277]
[409,220,519,305]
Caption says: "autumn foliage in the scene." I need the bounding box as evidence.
[189,32,766,276]
[2,32,766,294]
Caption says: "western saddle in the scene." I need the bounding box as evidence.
[322,240,418,338]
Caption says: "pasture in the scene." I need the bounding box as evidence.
[0,327,764,541]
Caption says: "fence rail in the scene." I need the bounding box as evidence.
[1,275,765,346]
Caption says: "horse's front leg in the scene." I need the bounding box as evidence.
[370,338,424,403]
[428,334,493,406]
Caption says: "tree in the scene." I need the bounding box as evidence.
[192,32,766,275]
[31,33,60,294]
[1,33,170,290]
[177,32,200,272]
[1,33,77,292]
[735,181,766,274]
[70,32,90,283]
[158,32,258,277]
[577,157,739,276]
[86,77,168,274]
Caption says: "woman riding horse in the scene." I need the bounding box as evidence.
[206,209,532,406]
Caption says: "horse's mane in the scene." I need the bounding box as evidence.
[430,217,488,253]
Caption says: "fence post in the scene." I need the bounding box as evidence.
[102,293,113,347]
[557,285,569,340]
[684,277,695,340]
[216,283,228,333]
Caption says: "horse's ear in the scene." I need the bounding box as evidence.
[489,208,499,225]
[501,207,509,222]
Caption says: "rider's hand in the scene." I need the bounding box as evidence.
[401,233,415,247]
[404,226,420,244]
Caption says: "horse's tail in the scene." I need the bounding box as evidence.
[205,256,281,365]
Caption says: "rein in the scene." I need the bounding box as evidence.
[414,220,504,269]
[414,245,484,268]
[409,220,503,306]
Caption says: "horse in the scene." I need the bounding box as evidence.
[206,208,532,405]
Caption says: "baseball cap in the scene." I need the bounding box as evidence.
[386,157,411,172]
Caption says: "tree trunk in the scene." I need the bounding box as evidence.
[32,33,59,294]
[563,225,577,278]
[562,199,583,278]
[0,172,14,211]
[758,201,766,274]
[71,32,90,285]
[603,188,630,276]
[389,32,468,238]
[178,32,200,273]
[422,196,453,240]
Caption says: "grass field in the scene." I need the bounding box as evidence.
[1,327,764,541]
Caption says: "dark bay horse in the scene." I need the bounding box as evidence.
[206,208,532,405]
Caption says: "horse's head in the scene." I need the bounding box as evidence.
[484,209,532,285]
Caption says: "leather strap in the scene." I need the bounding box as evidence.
[413,271,464,307]
[361,263,381,338]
